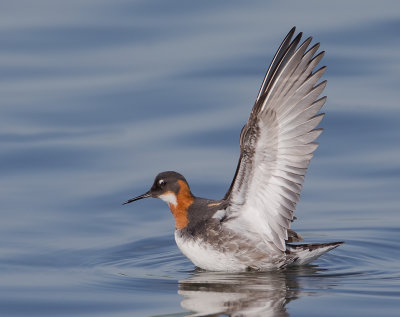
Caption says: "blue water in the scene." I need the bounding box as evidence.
[1,1,400,316]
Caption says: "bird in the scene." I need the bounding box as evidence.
[123,27,343,271]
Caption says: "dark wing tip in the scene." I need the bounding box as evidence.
[288,26,296,37]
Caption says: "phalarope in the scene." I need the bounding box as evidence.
[124,27,343,271]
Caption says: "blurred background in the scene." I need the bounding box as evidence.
[0,1,399,316]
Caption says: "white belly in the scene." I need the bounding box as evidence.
[174,231,248,271]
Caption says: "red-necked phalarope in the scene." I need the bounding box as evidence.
[123,27,343,271]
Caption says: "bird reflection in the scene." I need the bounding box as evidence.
[177,266,321,317]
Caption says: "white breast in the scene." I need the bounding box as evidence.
[174,231,248,272]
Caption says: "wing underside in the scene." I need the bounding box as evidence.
[225,27,327,252]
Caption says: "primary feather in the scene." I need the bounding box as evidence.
[225,27,327,252]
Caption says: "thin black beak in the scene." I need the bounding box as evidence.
[122,191,151,205]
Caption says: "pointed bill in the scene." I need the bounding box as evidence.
[122,191,151,205]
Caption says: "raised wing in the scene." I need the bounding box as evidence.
[225,27,327,252]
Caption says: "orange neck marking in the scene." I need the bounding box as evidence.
[169,180,194,230]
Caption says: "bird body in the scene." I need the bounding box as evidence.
[124,27,343,271]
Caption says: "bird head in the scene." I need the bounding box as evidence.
[123,171,190,206]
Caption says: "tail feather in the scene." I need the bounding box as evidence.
[287,241,344,265]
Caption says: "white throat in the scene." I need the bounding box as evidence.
[159,192,177,206]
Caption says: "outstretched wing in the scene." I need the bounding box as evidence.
[224,27,327,252]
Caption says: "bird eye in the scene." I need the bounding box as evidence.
[158,179,166,187]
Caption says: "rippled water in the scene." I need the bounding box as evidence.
[1,1,399,316]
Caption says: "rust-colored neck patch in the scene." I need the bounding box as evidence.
[169,180,194,230]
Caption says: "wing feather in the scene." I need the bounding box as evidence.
[256,27,296,102]
[224,28,327,252]
[281,113,325,139]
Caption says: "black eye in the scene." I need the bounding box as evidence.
[158,179,166,188]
